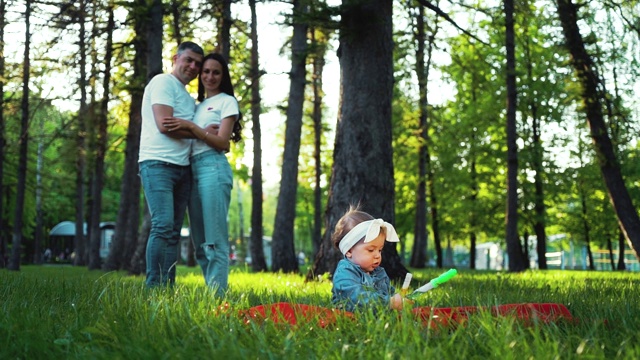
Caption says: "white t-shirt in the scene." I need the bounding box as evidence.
[191,93,239,156]
[139,73,196,165]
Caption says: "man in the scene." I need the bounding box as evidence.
[139,41,204,287]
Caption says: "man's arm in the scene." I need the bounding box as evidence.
[161,117,232,152]
[152,104,192,138]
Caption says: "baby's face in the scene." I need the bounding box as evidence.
[346,232,385,273]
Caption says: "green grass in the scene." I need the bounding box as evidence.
[1,265,638,359]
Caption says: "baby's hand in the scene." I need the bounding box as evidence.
[390,294,414,311]
[390,294,404,310]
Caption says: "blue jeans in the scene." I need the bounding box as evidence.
[188,149,232,295]
[139,160,191,287]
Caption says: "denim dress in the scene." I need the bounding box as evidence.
[331,258,396,312]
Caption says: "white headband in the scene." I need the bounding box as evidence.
[338,219,399,255]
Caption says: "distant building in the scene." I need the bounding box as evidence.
[48,221,115,261]
[475,242,506,270]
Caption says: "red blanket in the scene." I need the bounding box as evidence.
[239,302,574,328]
[412,302,574,328]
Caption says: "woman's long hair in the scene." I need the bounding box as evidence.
[198,53,243,142]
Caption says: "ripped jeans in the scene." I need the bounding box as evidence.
[188,149,232,295]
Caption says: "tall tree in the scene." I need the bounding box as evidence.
[442,13,509,270]
[311,0,408,282]
[169,0,186,44]
[147,0,163,75]
[104,0,151,272]
[521,6,547,269]
[504,0,526,271]
[530,95,548,269]
[309,27,329,258]
[128,0,164,273]
[409,3,437,269]
[9,0,31,271]
[249,0,267,272]
[517,3,571,269]
[73,0,88,266]
[88,3,114,270]
[33,117,44,264]
[578,174,595,270]
[85,3,100,268]
[0,0,6,268]
[556,0,640,261]
[168,0,196,268]
[271,0,309,273]
[595,8,635,271]
[216,0,232,58]
[441,40,484,270]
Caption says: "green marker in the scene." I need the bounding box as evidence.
[407,269,457,299]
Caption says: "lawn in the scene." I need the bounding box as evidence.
[1,265,638,359]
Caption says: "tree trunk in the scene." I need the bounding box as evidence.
[129,203,150,275]
[88,6,114,270]
[0,0,6,269]
[34,137,43,264]
[580,191,595,270]
[310,0,407,282]
[519,5,548,271]
[606,234,614,270]
[310,28,326,259]
[9,0,31,271]
[248,0,267,272]
[532,109,548,269]
[424,11,441,271]
[147,0,163,77]
[271,0,309,273]
[410,4,428,269]
[235,178,245,264]
[73,0,88,267]
[428,175,441,267]
[104,0,150,272]
[468,157,478,270]
[522,230,530,269]
[469,232,476,269]
[504,0,525,272]
[130,0,163,273]
[556,0,640,261]
[105,78,143,271]
[526,58,548,269]
[216,0,232,59]
[586,242,594,271]
[169,0,184,44]
[617,229,626,270]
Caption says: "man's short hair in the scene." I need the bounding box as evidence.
[177,41,204,56]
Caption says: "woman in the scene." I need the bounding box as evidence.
[163,52,242,296]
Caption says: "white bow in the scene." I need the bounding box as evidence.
[339,219,399,255]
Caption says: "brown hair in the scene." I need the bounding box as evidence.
[332,205,375,250]
[197,53,243,143]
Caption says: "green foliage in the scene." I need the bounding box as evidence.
[1,266,639,358]
[4,0,640,268]
[2,95,81,235]
[389,0,640,262]
[433,20,509,246]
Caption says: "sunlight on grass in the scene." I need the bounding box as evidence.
[1,265,639,358]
